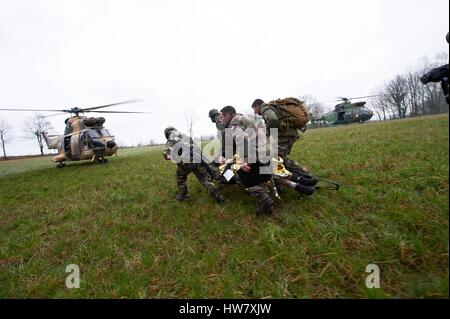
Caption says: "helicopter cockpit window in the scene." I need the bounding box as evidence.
[99,129,111,136]
[87,129,112,139]
[86,129,106,148]
[88,129,101,138]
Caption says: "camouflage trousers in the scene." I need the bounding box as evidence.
[278,134,309,174]
[235,175,274,210]
[176,163,217,195]
[278,134,299,158]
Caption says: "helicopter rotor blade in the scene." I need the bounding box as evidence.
[346,94,380,100]
[43,113,71,118]
[313,92,408,105]
[345,92,407,101]
[83,110,152,114]
[0,108,66,112]
[80,99,143,112]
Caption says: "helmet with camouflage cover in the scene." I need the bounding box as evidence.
[208,109,220,121]
[164,126,176,139]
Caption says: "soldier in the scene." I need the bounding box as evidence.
[219,106,277,216]
[251,98,311,175]
[208,108,226,157]
[208,109,225,136]
[163,126,225,204]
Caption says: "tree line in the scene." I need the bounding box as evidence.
[0,114,53,160]
[369,52,449,121]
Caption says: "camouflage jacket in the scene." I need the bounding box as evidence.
[215,116,226,136]
[226,114,266,162]
[215,116,226,156]
[164,130,200,164]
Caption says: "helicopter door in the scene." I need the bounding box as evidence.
[80,132,89,151]
[70,133,82,157]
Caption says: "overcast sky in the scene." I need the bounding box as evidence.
[0,0,448,155]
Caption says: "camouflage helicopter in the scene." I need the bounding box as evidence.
[0,100,149,167]
[308,96,375,129]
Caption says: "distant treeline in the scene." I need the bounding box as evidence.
[369,52,449,121]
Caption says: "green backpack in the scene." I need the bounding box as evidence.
[267,97,309,131]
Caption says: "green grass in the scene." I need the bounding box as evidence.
[0,115,448,298]
[0,147,159,178]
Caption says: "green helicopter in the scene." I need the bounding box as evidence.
[308,96,376,129]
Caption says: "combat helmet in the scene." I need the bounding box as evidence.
[164,126,176,139]
[209,109,220,120]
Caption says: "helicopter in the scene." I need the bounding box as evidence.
[0,100,149,167]
[307,96,375,129]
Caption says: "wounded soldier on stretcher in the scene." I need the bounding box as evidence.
[218,155,318,197]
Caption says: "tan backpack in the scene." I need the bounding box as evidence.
[267,97,309,131]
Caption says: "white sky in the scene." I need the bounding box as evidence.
[1,0,449,155]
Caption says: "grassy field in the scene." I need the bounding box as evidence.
[0,147,157,178]
[0,115,448,298]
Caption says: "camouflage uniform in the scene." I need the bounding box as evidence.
[209,109,226,156]
[175,163,216,196]
[208,109,227,181]
[213,114,226,138]
[226,115,274,214]
[259,104,308,174]
[216,116,226,156]
[164,128,224,203]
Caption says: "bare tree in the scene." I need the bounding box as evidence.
[299,94,325,118]
[185,108,196,138]
[404,67,424,117]
[369,88,391,121]
[0,120,13,160]
[372,52,449,119]
[24,114,53,156]
[385,75,408,119]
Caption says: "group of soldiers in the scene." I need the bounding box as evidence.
[163,99,320,217]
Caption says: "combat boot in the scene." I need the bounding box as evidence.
[176,192,190,201]
[210,190,225,204]
[295,183,315,196]
[255,199,275,216]
[292,174,319,187]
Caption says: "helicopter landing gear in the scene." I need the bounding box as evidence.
[92,155,108,164]
[56,162,66,169]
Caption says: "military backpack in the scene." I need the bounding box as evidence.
[266,97,309,131]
